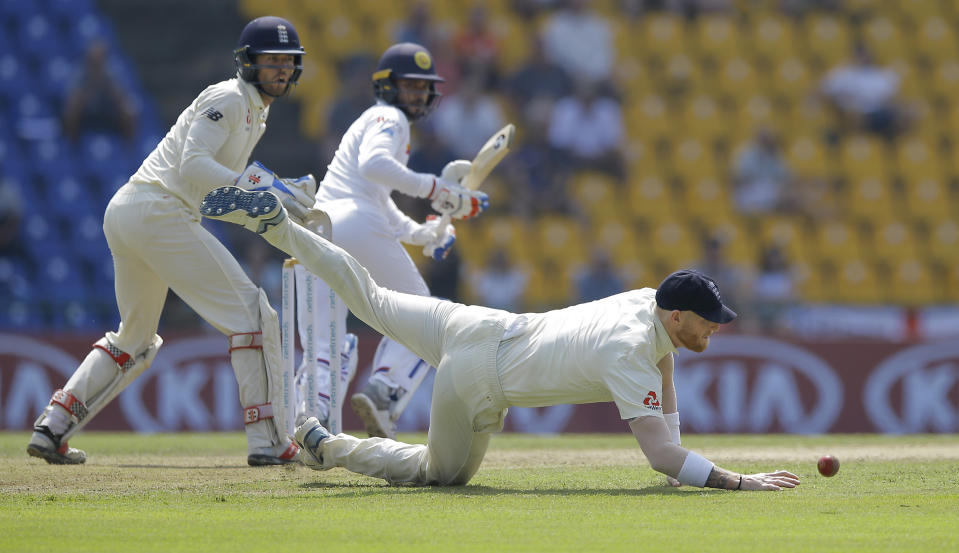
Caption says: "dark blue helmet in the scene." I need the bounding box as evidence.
[372,42,444,121]
[234,16,305,97]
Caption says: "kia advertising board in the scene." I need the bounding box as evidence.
[1,332,956,434]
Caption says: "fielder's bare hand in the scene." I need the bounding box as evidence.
[740,470,801,491]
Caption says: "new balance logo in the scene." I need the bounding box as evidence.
[203,107,223,122]
[277,24,288,43]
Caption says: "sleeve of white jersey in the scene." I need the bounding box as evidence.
[605,351,666,421]
[179,86,243,189]
[356,108,434,199]
[385,196,420,242]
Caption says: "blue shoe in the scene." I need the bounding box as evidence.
[200,186,286,234]
[294,417,331,470]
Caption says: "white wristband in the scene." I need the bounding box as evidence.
[664,412,681,445]
[677,451,714,488]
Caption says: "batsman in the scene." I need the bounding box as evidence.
[292,42,488,439]
[27,16,315,466]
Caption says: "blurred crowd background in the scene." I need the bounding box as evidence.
[1,0,958,341]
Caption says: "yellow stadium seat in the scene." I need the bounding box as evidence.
[615,57,654,101]
[662,54,707,95]
[868,220,921,265]
[946,261,959,301]
[481,215,533,269]
[785,99,832,137]
[838,135,890,182]
[679,94,727,144]
[759,216,812,263]
[913,16,957,62]
[526,258,574,309]
[888,259,941,305]
[792,259,826,302]
[862,17,908,64]
[814,220,867,265]
[785,135,832,180]
[803,15,852,67]
[694,15,743,62]
[715,57,760,98]
[927,219,959,265]
[729,95,780,143]
[683,177,734,223]
[844,177,896,224]
[640,12,687,60]
[648,221,701,268]
[895,0,946,24]
[628,175,681,224]
[835,259,884,304]
[570,171,619,221]
[750,14,797,63]
[535,215,586,265]
[593,217,640,266]
[490,14,533,73]
[670,139,719,183]
[625,94,673,143]
[904,178,953,223]
[766,57,813,102]
[624,139,666,180]
[930,60,959,101]
[702,216,757,267]
[895,136,943,181]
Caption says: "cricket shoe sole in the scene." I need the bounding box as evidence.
[201,186,286,234]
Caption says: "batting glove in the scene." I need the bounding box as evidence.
[441,159,472,183]
[237,161,317,221]
[429,177,489,221]
[408,215,456,261]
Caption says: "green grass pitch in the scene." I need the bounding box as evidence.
[2,432,958,553]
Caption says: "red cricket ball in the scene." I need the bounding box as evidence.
[818,455,840,477]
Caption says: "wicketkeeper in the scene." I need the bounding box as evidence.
[200,187,801,491]
[27,16,315,466]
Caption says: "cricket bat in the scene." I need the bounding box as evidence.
[393,124,516,421]
[461,123,515,191]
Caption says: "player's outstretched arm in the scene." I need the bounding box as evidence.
[629,416,801,491]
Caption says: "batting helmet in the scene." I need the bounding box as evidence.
[234,16,305,97]
[372,42,444,121]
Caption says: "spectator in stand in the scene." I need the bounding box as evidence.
[469,249,529,311]
[505,35,573,111]
[62,40,138,142]
[752,244,795,335]
[541,0,615,85]
[452,4,501,89]
[502,97,570,215]
[433,75,506,160]
[575,250,624,303]
[547,81,625,179]
[694,236,750,330]
[818,43,913,140]
[731,127,796,216]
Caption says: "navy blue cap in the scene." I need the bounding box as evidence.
[655,269,737,324]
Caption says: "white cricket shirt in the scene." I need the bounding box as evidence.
[316,102,434,229]
[496,288,677,420]
[130,78,268,211]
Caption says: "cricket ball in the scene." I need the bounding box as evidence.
[817,455,840,477]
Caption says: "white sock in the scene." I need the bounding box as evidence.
[41,406,72,435]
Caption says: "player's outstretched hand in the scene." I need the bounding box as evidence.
[740,470,801,491]
[666,476,682,487]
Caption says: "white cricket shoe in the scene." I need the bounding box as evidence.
[294,417,331,471]
[350,380,399,439]
[200,186,286,234]
[27,426,86,465]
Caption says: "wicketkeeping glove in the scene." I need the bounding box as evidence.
[407,215,456,261]
[237,161,317,222]
[429,177,489,220]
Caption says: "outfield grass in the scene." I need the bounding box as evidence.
[2,432,958,553]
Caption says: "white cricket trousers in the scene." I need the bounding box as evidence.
[262,217,514,485]
[61,182,273,451]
